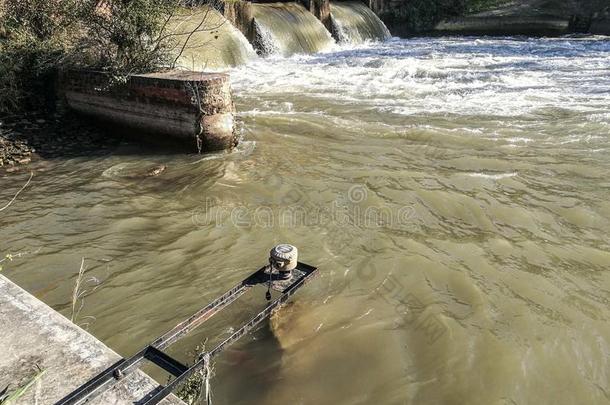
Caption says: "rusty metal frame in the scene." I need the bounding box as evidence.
[56,262,318,405]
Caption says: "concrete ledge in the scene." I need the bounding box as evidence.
[0,275,185,404]
[434,16,571,36]
[61,70,237,152]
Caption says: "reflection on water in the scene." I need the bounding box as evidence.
[2,37,610,404]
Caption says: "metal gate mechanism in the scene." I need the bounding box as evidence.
[57,244,317,405]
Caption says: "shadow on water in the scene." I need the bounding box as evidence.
[0,112,208,163]
[213,320,284,405]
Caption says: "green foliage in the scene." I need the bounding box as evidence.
[76,0,178,74]
[0,253,14,272]
[0,0,77,112]
[0,0,183,113]
[0,365,46,404]
[380,0,465,33]
[176,343,213,405]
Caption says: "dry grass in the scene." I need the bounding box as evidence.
[69,257,101,328]
[176,342,215,405]
[0,364,46,404]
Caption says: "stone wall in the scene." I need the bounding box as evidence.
[60,70,237,152]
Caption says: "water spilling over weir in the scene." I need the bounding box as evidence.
[166,1,391,66]
[169,8,256,69]
[330,1,391,44]
[252,3,335,56]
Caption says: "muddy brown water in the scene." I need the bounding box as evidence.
[1,36,610,404]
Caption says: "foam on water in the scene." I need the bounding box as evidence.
[231,37,610,121]
[466,172,518,180]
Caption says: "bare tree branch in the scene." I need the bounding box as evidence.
[0,171,33,213]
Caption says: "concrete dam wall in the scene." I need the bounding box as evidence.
[157,1,394,65]
[184,0,609,65]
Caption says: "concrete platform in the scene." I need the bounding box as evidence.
[0,275,185,405]
[61,70,237,152]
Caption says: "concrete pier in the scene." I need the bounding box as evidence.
[61,70,237,152]
[0,275,184,404]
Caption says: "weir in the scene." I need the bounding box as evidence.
[208,0,390,59]
[330,1,391,44]
[251,2,335,56]
[169,7,256,69]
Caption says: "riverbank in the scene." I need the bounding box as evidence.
[0,114,121,172]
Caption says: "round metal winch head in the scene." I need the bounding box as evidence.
[269,244,298,278]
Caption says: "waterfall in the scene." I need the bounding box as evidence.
[168,7,256,70]
[252,3,334,57]
[330,1,391,44]
[253,20,281,56]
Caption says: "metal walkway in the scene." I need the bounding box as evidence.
[56,260,318,405]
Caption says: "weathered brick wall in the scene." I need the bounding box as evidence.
[60,70,236,151]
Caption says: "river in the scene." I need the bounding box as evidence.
[2,36,609,404]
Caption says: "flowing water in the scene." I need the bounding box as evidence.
[2,36,610,404]
[252,3,334,56]
[330,1,391,44]
[170,7,256,69]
